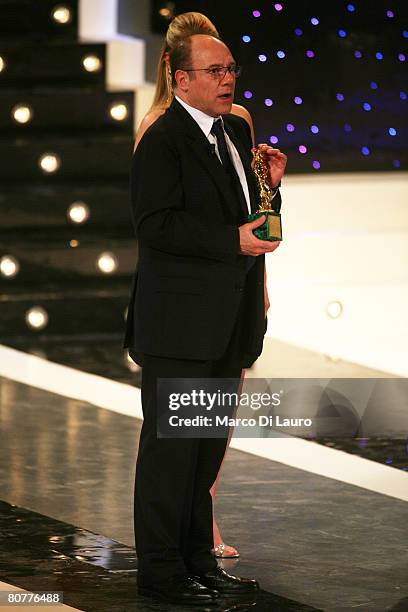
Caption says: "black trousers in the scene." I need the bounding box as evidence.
[133,291,248,587]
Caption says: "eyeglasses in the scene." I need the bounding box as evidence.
[181,64,242,80]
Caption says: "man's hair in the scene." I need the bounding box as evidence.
[168,36,195,87]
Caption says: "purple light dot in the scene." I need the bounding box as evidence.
[400,91,407,100]
[294,96,303,105]
[286,123,295,132]
[336,93,345,101]
[244,90,253,99]
[347,4,355,12]
[306,50,315,58]
[274,3,283,11]
[398,53,406,62]
[354,50,362,58]
[312,160,320,169]
[277,50,286,59]
[252,9,261,18]
[338,29,347,38]
[393,159,401,168]
[344,123,352,132]
[311,17,319,26]
[242,35,251,43]
[388,127,397,136]
[403,31,408,38]
[299,145,307,154]
[264,98,273,107]
[294,27,303,36]
[258,54,267,62]
[376,52,383,60]
[370,81,378,89]
[361,146,370,156]
[363,102,371,111]
[386,10,394,18]
[269,135,279,144]
[310,125,319,134]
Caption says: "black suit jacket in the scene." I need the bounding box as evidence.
[124,99,279,363]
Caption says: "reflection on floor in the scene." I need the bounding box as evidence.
[0,376,407,611]
[4,336,407,471]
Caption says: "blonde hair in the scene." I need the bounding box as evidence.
[150,12,219,111]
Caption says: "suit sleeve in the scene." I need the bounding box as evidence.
[130,126,240,260]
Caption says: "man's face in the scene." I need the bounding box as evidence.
[176,35,236,117]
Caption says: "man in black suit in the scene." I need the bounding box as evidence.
[124,33,286,605]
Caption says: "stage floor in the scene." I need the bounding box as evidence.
[0,337,407,611]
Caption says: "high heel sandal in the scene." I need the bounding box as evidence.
[211,543,240,558]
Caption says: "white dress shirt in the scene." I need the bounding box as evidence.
[175,96,251,214]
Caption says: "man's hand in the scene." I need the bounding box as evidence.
[252,144,287,188]
[239,215,281,256]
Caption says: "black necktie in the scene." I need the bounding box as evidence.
[211,119,248,219]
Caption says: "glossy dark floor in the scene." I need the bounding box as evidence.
[1,375,407,611]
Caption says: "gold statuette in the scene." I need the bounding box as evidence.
[248,148,282,241]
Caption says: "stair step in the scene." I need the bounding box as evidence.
[0,182,133,229]
[0,133,133,181]
[0,0,79,42]
[0,230,137,285]
[0,88,134,134]
[0,40,106,88]
[0,279,132,341]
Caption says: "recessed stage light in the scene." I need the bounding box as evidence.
[69,239,79,248]
[326,301,343,319]
[39,153,61,174]
[109,103,128,121]
[12,104,33,124]
[25,307,49,330]
[97,252,118,274]
[82,55,102,73]
[51,5,72,24]
[0,255,19,278]
[67,202,90,224]
[0,56,5,73]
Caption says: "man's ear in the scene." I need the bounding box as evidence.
[174,69,189,92]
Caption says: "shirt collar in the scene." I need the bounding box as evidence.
[175,95,222,138]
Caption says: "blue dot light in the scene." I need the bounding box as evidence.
[264,98,273,107]
[338,29,347,38]
[347,4,355,12]
[286,123,295,132]
[244,90,253,99]
[361,146,370,155]
[344,123,352,132]
[299,145,307,154]
[258,54,267,62]
[242,35,251,43]
[294,96,303,105]
[370,81,378,89]
[376,52,383,60]
[312,160,321,169]
[277,50,286,59]
[398,53,406,62]
[354,50,362,58]
[269,135,279,144]
[294,27,303,36]
[306,50,315,58]
[386,10,394,18]
[252,10,261,18]
[388,127,397,136]
[363,102,371,111]
[310,125,319,134]
[400,91,407,100]
[274,3,283,11]
[311,17,319,26]
[393,159,401,168]
[403,30,408,38]
[336,93,345,101]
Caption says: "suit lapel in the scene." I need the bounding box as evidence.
[167,100,244,219]
[223,119,259,215]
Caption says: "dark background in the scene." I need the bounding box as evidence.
[151,0,408,173]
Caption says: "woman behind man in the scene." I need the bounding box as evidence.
[133,11,256,559]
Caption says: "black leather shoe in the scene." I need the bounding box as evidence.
[138,574,219,605]
[194,567,259,594]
